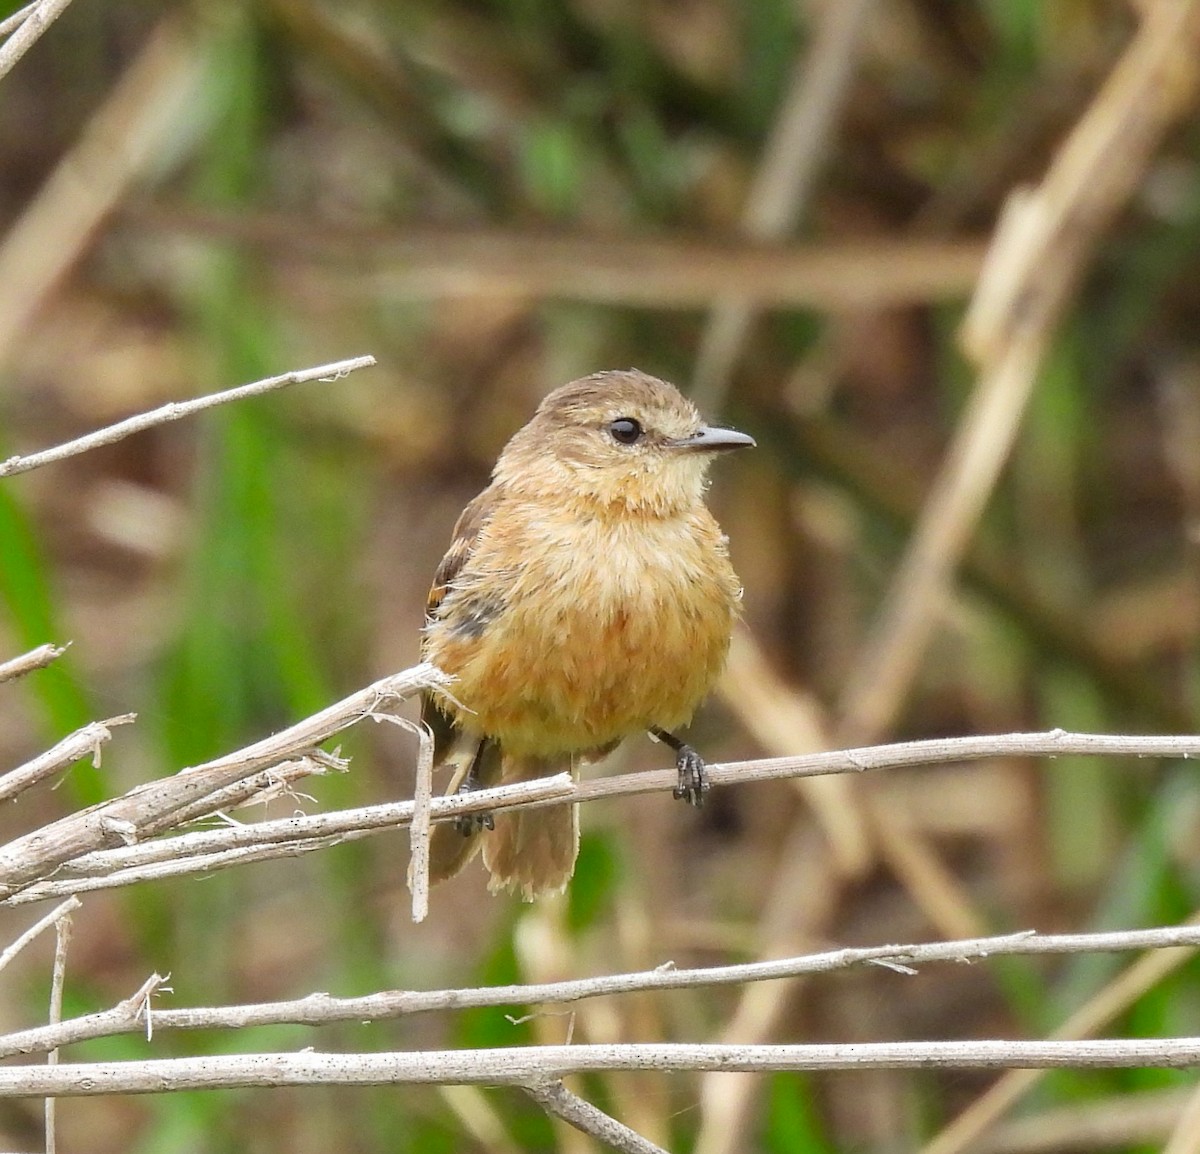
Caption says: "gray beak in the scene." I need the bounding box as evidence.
[669,425,756,452]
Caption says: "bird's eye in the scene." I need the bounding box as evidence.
[609,417,643,445]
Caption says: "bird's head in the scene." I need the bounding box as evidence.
[495,369,755,516]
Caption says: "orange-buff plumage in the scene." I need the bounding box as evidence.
[420,369,753,899]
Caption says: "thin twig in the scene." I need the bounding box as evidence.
[6,835,360,902]
[49,775,571,880]
[3,924,1200,1060]
[0,664,444,896]
[0,715,135,804]
[407,723,434,924]
[0,0,75,82]
[7,727,1196,904]
[140,753,348,834]
[524,1080,669,1154]
[43,903,72,1154]
[0,898,80,977]
[0,643,67,684]
[0,356,376,478]
[3,1038,1200,1098]
[0,3,40,39]
[5,777,574,904]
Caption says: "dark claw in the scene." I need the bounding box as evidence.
[456,810,494,835]
[454,773,494,834]
[454,740,496,834]
[650,727,711,808]
[671,745,709,808]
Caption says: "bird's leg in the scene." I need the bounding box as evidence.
[454,738,497,834]
[650,726,709,808]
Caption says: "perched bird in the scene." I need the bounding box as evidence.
[421,369,754,899]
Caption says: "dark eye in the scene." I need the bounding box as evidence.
[609,417,643,445]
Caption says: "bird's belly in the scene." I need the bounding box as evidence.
[429,525,738,756]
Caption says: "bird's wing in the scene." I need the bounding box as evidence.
[421,486,497,766]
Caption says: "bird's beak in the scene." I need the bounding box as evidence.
[668,425,756,452]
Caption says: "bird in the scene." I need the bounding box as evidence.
[420,368,754,900]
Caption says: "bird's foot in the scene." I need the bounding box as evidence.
[455,799,494,836]
[454,744,495,834]
[671,744,709,808]
[650,726,711,808]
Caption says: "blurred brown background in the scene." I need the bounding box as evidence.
[2,1,1200,1151]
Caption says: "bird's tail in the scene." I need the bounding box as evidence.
[426,813,485,885]
[483,753,578,901]
[427,741,499,886]
[427,751,579,901]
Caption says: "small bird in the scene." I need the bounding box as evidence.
[421,369,754,899]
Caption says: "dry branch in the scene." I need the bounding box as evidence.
[44,903,73,1154]
[0,663,443,896]
[4,777,574,905]
[0,3,40,38]
[524,1080,669,1154]
[0,0,75,82]
[3,1038,1200,1099]
[3,924,1199,1060]
[0,714,135,804]
[406,721,435,923]
[4,724,1198,904]
[0,897,79,976]
[0,355,376,478]
[0,643,66,684]
[139,753,347,832]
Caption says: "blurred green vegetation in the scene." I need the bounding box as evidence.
[2,0,1200,1151]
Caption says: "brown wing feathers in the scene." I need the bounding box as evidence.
[420,488,497,767]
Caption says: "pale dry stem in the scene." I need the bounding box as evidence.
[0,664,444,896]
[7,924,1200,1060]
[4,726,1196,905]
[43,902,73,1154]
[0,356,376,478]
[406,721,435,924]
[0,897,80,976]
[524,1080,669,1154]
[2,1038,1200,1099]
[0,643,66,684]
[0,0,75,82]
[0,715,136,804]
